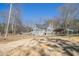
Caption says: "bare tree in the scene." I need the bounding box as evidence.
[46,17,61,29]
[4,3,12,39]
[0,10,9,35]
[0,4,24,39]
[58,3,79,34]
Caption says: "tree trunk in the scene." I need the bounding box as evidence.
[4,4,12,40]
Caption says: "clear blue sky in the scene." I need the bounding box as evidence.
[0,3,63,26]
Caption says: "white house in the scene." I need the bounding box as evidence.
[31,24,54,36]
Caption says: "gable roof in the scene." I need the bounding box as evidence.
[36,24,48,29]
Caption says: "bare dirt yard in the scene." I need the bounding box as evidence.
[0,34,79,56]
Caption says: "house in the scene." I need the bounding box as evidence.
[31,23,54,36]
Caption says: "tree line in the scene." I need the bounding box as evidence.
[47,3,79,35]
[0,4,32,37]
[0,3,79,38]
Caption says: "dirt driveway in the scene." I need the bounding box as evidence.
[0,35,79,56]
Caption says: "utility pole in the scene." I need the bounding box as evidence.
[4,3,12,40]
